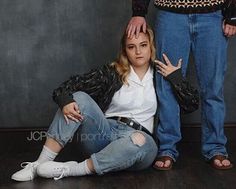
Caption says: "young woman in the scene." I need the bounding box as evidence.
[11,25,198,181]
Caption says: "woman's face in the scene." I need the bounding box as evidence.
[125,32,151,69]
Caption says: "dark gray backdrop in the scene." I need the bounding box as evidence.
[0,0,235,128]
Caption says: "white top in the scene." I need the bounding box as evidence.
[105,66,157,133]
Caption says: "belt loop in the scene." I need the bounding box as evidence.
[117,117,123,124]
[138,124,142,131]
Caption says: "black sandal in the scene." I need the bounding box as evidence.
[153,156,174,171]
[210,155,233,170]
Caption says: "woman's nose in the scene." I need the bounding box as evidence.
[135,47,141,54]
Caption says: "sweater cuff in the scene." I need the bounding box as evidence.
[132,11,146,17]
[225,17,236,26]
[165,69,183,85]
[57,96,75,109]
[223,0,236,26]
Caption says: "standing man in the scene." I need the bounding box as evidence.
[127,0,236,170]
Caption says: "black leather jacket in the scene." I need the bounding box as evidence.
[52,64,199,114]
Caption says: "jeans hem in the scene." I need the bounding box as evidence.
[204,152,228,161]
[157,153,177,162]
[91,153,103,175]
[46,133,65,148]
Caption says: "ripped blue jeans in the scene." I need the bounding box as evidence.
[47,92,158,175]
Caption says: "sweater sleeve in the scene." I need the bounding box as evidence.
[52,64,117,109]
[165,69,200,114]
[132,0,151,17]
[223,0,236,26]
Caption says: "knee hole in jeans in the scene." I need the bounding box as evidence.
[131,132,146,147]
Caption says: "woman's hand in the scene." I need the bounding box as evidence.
[155,54,182,77]
[62,102,83,124]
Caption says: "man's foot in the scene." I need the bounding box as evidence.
[11,162,39,181]
[153,156,174,171]
[210,155,233,170]
[37,161,76,180]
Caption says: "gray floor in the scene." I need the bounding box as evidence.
[1,131,236,189]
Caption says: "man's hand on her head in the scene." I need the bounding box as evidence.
[126,16,147,39]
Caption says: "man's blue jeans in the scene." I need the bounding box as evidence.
[155,10,228,161]
[47,92,157,175]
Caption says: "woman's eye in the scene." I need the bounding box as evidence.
[128,46,134,49]
[141,44,147,47]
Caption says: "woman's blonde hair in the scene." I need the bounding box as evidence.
[111,25,156,84]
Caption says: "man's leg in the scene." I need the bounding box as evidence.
[154,10,191,168]
[192,11,231,168]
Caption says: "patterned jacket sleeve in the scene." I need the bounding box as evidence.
[52,64,119,109]
[166,69,199,114]
[132,0,151,17]
[223,0,236,26]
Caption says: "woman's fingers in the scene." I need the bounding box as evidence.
[155,55,182,77]
[156,61,168,77]
[64,115,69,125]
[62,102,80,123]
[177,59,182,68]
[155,59,182,77]
[162,53,171,65]
[157,70,167,77]
[63,108,83,124]
[67,110,83,122]
[155,60,168,77]
[74,103,79,111]
[71,110,83,121]
[155,60,167,69]
[66,114,79,123]
[65,110,83,122]
[156,64,165,72]
[75,113,84,121]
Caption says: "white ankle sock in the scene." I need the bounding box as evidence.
[67,160,93,176]
[36,145,58,164]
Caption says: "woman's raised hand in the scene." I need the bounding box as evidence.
[62,102,83,124]
[155,54,182,77]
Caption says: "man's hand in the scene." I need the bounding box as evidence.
[223,22,236,37]
[62,102,83,124]
[126,16,146,38]
[155,54,182,77]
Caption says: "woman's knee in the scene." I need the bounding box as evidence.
[73,91,92,103]
[129,131,157,169]
[72,92,97,112]
[130,132,146,147]
[130,131,157,152]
